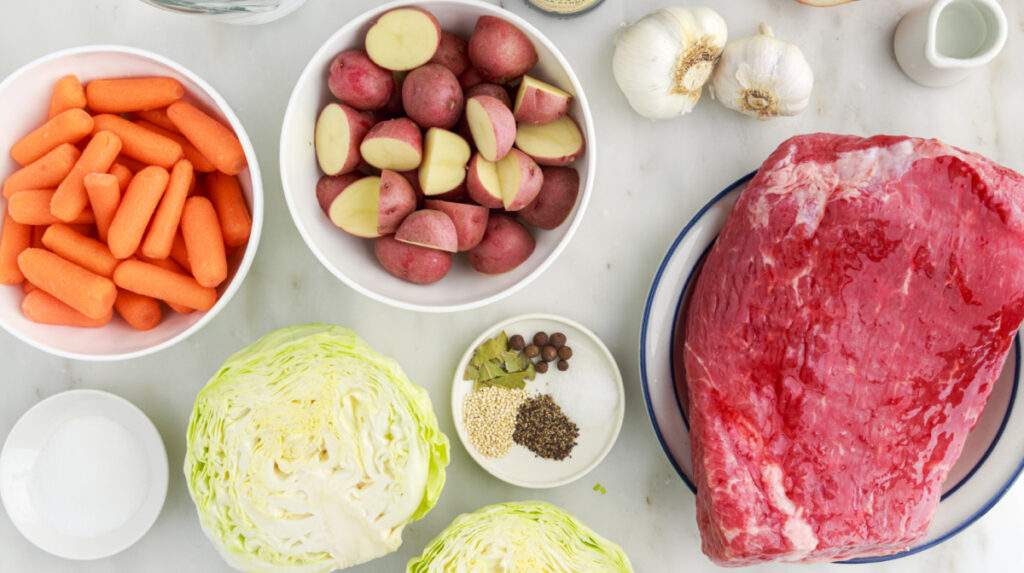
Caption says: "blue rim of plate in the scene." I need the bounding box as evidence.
[639,171,1024,564]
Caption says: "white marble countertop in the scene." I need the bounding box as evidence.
[1,0,1022,571]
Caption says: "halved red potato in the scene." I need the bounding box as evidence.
[360,118,423,171]
[466,83,512,109]
[395,209,458,252]
[514,116,585,166]
[424,199,489,251]
[466,154,503,209]
[514,75,572,125]
[315,103,373,176]
[365,7,442,71]
[465,95,516,162]
[418,128,471,196]
[316,172,415,237]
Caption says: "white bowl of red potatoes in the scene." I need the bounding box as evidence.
[281,0,594,312]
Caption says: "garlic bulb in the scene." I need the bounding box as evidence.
[711,23,814,119]
[612,7,728,119]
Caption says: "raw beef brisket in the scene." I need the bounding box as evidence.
[684,134,1024,565]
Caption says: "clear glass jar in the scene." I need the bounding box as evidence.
[138,0,308,25]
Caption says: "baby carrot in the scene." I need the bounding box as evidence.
[85,77,185,113]
[51,130,122,222]
[107,166,169,259]
[84,173,121,242]
[22,289,112,328]
[23,281,37,294]
[0,213,32,284]
[17,248,117,319]
[42,223,119,278]
[181,196,227,288]
[139,256,195,313]
[109,163,133,191]
[166,102,246,175]
[10,108,94,166]
[47,75,87,119]
[2,143,80,198]
[92,114,183,168]
[113,259,216,312]
[205,173,252,247]
[136,120,216,172]
[141,160,193,260]
[8,190,95,226]
[170,230,191,271]
[135,108,179,132]
[114,289,162,331]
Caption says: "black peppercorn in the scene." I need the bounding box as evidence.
[533,332,549,347]
[536,361,549,374]
[557,359,569,371]
[557,346,572,360]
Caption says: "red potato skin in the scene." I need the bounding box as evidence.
[378,170,418,234]
[466,83,512,109]
[316,173,362,215]
[519,166,579,229]
[459,67,486,90]
[425,199,489,251]
[515,84,570,125]
[429,32,470,76]
[468,214,535,274]
[402,64,464,129]
[328,50,395,111]
[395,209,458,252]
[375,235,452,284]
[468,16,538,83]
[465,154,503,209]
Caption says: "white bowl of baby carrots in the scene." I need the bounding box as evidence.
[0,45,262,361]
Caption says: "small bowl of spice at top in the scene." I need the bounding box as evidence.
[451,313,624,488]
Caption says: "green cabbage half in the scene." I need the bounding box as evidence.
[185,324,449,573]
[407,501,634,572]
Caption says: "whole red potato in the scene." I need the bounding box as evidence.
[328,49,395,111]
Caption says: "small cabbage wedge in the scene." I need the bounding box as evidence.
[407,501,633,572]
[185,324,450,573]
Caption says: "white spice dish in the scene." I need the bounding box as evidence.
[451,313,625,488]
[0,389,168,560]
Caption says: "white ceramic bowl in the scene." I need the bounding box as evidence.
[280,0,595,313]
[0,389,168,560]
[0,45,263,361]
[452,314,624,488]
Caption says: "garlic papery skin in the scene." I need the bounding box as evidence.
[711,23,814,119]
[612,7,728,119]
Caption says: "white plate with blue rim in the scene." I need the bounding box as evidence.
[639,172,1024,563]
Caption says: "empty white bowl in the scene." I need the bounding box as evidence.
[280,0,595,313]
[0,45,263,361]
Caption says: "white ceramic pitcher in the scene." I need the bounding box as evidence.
[894,0,1007,87]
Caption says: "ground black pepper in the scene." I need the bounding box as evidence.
[513,394,579,460]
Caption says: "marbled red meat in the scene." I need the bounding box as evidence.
[683,134,1024,565]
